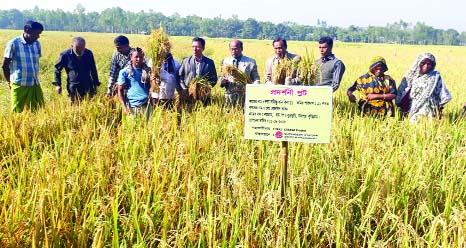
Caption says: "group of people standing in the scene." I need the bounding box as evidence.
[107,35,347,116]
[1,21,455,122]
[347,53,452,122]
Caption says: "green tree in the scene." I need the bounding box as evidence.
[5,9,24,29]
[0,6,464,46]
[241,18,261,39]
[412,22,436,45]
[99,7,127,33]
[74,4,86,32]
[459,31,466,45]
[441,29,459,45]
[258,21,276,40]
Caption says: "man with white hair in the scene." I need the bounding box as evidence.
[53,36,100,102]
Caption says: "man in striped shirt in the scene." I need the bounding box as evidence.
[2,21,44,112]
[107,35,134,97]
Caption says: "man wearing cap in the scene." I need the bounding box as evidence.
[2,21,44,112]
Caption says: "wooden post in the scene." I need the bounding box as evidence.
[280,141,288,200]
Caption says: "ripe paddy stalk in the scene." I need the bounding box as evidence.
[147,26,171,94]
[220,65,252,85]
[1,31,466,246]
[298,47,318,85]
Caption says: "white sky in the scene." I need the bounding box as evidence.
[1,0,465,32]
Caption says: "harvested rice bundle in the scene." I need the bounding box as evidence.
[188,77,212,101]
[147,26,171,93]
[286,56,301,78]
[272,61,286,84]
[221,65,252,86]
[298,48,319,85]
[272,57,300,84]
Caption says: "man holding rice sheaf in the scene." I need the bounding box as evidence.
[219,39,260,107]
[265,38,301,85]
[179,37,218,106]
[149,51,181,110]
[146,27,181,110]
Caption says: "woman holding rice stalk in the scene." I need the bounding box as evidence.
[117,47,152,120]
[219,39,260,108]
[395,52,452,122]
[347,56,397,116]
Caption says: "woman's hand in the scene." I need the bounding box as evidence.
[347,91,357,103]
[366,93,385,101]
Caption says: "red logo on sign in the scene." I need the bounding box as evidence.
[275,131,283,138]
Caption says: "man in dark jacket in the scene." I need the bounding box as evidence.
[53,36,100,102]
[179,37,217,106]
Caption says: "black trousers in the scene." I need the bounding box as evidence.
[67,82,94,102]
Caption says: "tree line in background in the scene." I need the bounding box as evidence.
[1,5,466,46]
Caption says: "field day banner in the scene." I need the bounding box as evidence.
[244,85,333,143]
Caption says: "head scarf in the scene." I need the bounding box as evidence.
[369,56,388,72]
[404,53,449,120]
[402,52,436,85]
[396,52,439,114]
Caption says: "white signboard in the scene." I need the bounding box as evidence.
[244,85,333,143]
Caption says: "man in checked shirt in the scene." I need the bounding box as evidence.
[107,35,134,97]
[2,21,44,112]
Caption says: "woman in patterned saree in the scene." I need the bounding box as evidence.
[347,56,397,116]
[395,52,452,122]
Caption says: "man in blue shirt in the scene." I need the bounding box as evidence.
[53,37,100,103]
[117,47,152,119]
[2,21,44,112]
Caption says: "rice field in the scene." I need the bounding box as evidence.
[1,30,466,247]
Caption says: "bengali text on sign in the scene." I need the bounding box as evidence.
[244,85,333,143]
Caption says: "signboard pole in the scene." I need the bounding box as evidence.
[280,141,288,200]
[244,84,333,203]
